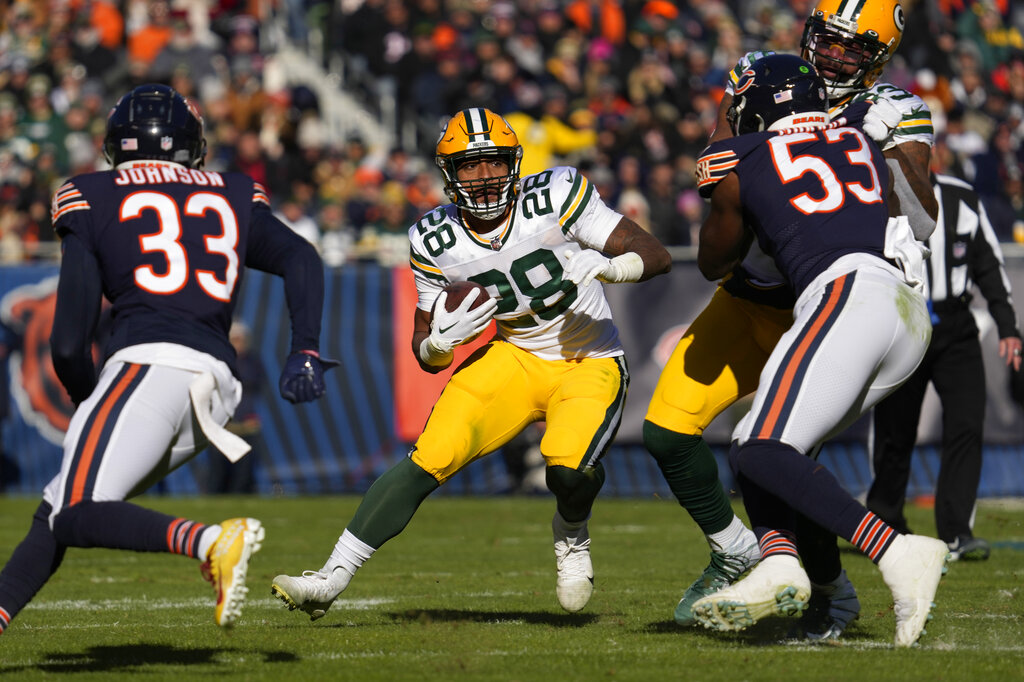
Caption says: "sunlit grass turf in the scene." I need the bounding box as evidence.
[1,495,1022,681]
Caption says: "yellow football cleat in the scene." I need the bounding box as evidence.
[201,517,264,627]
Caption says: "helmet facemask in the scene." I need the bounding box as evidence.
[438,147,522,221]
[801,16,891,101]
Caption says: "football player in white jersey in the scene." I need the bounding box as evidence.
[646,0,940,639]
[271,107,671,620]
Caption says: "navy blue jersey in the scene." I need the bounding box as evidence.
[51,162,317,376]
[697,106,891,294]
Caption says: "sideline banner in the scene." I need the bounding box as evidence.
[1,259,1021,497]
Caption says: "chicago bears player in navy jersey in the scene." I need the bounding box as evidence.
[649,0,938,638]
[687,55,948,648]
[0,84,334,634]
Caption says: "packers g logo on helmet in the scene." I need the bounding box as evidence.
[435,108,523,221]
[800,0,905,101]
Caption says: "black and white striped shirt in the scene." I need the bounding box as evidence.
[925,173,1020,339]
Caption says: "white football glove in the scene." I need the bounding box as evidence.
[561,249,644,287]
[726,50,777,95]
[420,289,498,364]
[862,98,903,148]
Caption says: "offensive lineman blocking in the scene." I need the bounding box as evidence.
[271,107,670,619]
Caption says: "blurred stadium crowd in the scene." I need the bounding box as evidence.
[1,0,1023,266]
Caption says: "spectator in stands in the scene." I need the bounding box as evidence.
[127,0,175,69]
[148,11,222,85]
[646,161,691,246]
[505,85,598,176]
[275,198,321,247]
[318,200,356,268]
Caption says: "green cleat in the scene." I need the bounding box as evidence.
[674,545,759,626]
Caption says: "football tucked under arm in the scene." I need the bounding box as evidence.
[418,281,498,366]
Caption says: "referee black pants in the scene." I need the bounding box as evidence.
[866,310,985,544]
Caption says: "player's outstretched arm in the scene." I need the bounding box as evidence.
[50,233,102,405]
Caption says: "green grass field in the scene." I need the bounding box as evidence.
[1,494,1022,681]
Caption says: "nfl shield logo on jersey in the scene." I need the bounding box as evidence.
[161,136,173,150]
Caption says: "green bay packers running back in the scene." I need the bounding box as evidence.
[271,107,671,619]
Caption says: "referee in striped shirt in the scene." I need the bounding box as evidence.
[867,173,1023,561]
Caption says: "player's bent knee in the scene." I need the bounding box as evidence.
[546,462,606,522]
[642,420,703,464]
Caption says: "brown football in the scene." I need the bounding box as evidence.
[437,281,490,313]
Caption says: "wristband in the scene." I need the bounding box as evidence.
[418,336,453,366]
[606,252,645,282]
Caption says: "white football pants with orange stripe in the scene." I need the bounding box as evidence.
[732,255,931,452]
[42,346,240,525]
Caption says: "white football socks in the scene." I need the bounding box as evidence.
[324,529,376,578]
[198,524,221,560]
[707,515,756,556]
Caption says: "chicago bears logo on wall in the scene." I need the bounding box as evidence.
[0,277,77,444]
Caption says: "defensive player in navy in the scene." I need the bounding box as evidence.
[686,55,947,648]
[647,0,938,638]
[0,84,334,634]
[271,107,671,619]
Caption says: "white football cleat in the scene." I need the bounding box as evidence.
[553,514,594,612]
[878,534,949,647]
[271,566,352,621]
[692,554,810,631]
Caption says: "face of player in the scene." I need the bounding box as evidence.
[811,33,867,80]
[455,156,510,204]
[454,153,509,218]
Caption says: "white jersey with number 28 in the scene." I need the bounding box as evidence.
[409,166,625,361]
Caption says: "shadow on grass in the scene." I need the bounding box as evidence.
[642,617,876,646]
[11,644,298,673]
[383,608,600,627]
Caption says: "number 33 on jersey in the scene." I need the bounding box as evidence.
[51,165,277,361]
[409,166,625,361]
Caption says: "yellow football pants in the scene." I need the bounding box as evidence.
[412,340,628,484]
[644,287,792,436]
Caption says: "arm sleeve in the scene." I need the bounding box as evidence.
[970,200,1021,339]
[50,234,102,404]
[246,205,325,353]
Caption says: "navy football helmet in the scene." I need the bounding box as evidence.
[727,54,829,136]
[103,84,206,168]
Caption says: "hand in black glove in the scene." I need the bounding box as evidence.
[279,351,339,403]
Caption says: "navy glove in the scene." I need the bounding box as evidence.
[279,351,339,403]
